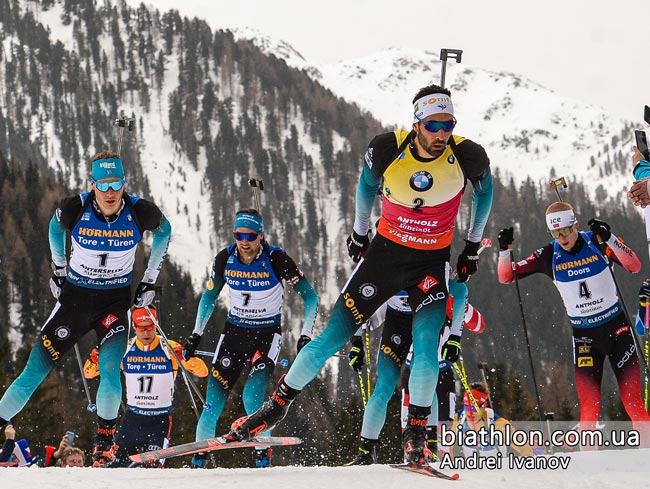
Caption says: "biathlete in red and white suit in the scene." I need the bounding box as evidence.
[497,201,650,436]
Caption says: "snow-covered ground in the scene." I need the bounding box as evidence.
[2,448,650,488]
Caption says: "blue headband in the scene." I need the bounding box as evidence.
[233,212,264,233]
[91,157,124,181]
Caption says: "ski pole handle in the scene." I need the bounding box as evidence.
[478,237,492,255]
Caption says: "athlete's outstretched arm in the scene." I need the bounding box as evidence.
[293,278,319,338]
[147,215,172,274]
[48,215,67,266]
[448,279,468,337]
[467,169,493,242]
[603,233,641,273]
[192,250,228,335]
[498,245,553,283]
[352,164,381,236]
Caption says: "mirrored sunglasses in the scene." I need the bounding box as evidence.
[93,179,124,192]
[414,114,456,133]
[233,231,259,242]
[549,226,573,239]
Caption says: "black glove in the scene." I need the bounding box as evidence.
[456,240,481,283]
[297,335,311,354]
[640,279,650,308]
[587,218,611,242]
[346,231,370,263]
[497,227,514,251]
[441,334,462,363]
[49,263,67,299]
[183,333,202,360]
[348,336,365,372]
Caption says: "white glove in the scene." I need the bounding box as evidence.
[133,269,159,307]
[49,263,67,299]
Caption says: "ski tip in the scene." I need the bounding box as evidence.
[390,463,460,480]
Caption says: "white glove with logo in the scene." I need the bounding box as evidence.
[49,263,67,299]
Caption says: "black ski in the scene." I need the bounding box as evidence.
[390,463,460,480]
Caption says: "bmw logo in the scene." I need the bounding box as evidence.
[409,171,434,192]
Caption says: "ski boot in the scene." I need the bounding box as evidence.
[402,405,431,466]
[92,443,118,467]
[92,417,117,468]
[425,426,438,462]
[228,376,300,441]
[346,437,378,465]
[191,452,208,469]
[254,447,272,468]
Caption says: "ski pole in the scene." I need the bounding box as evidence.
[509,246,545,423]
[143,305,211,411]
[645,303,649,411]
[363,322,372,401]
[74,344,97,413]
[357,370,368,408]
[154,289,203,421]
[544,412,555,455]
[453,360,480,413]
[476,362,493,408]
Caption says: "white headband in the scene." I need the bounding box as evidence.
[413,93,454,121]
[546,209,576,230]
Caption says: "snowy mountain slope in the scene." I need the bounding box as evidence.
[26,1,215,286]
[246,40,638,204]
[9,1,359,302]
[11,2,635,296]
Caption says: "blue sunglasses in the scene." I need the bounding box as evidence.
[414,114,456,133]
[233,231,259,242]
[93,179,124,192]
